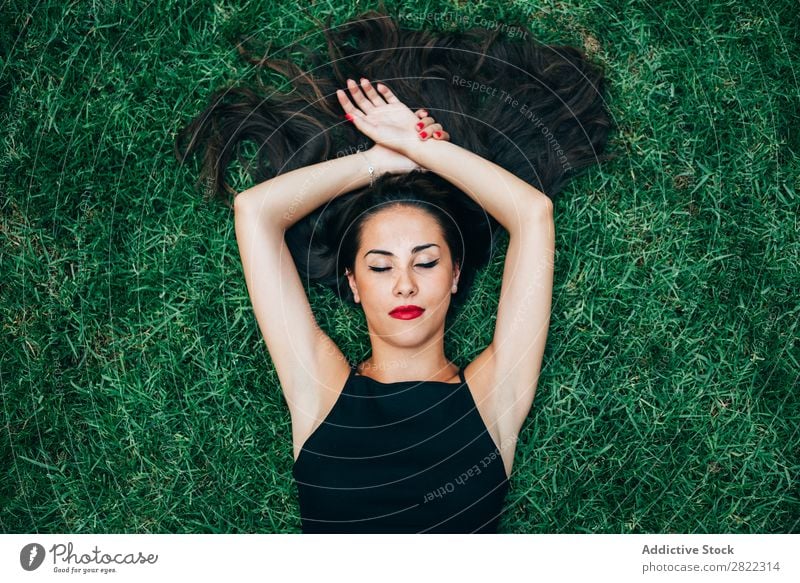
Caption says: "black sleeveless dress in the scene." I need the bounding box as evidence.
[292,364,510,533]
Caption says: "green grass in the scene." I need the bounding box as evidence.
[1,0,798,533]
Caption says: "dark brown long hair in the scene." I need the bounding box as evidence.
[174,8,613,318]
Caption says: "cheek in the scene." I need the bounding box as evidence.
[424,271,452,293]
[436,271,454,290]
[356,281,385,306]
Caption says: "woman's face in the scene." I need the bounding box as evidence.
[345,205,460,347]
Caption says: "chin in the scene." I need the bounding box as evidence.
[392,319,448,343]
[381,325,429,342]
[365,318,428,342]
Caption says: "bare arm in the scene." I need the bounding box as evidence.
[233,137,384,407]
[234,104,436,232]
[340,78,555,416]
[404,138,553,229]
[338,78,553,231]
[233,103,445,408]
[408,139,555,409]
[234,151,373,232]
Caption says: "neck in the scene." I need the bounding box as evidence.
[357,330,457,383]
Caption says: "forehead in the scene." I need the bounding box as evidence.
[360,207,444,249]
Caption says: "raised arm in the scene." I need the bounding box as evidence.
[234,153,370,408]
[410,133,554,416]
[341,78,555,418]
[233,102,444,410]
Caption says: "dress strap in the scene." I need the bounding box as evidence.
[458,367,466,385]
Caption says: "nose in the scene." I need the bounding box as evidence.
[393,267,418,297]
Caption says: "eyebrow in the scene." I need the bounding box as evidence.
[364,243,440,258]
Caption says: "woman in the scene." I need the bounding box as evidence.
[175,10,612,533]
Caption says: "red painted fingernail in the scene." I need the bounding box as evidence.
[434,131,442,138]
[419,131,428,139]
[416,122,424,130]
[345,113,353,121]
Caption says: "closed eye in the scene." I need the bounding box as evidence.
[369,260,439,272]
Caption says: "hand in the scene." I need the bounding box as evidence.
[365,109,449,175]
[337,78,449,161]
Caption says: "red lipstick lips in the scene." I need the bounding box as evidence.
[389,305,425,320]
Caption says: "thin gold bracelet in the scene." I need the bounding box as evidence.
[358,149,374,187]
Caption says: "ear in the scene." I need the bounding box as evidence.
[453,262,461,287]
[345,267,360,303]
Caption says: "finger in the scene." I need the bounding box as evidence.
[418,122,442,140]
[414,116,435,132]
[377,82,401,105]
[346,78,374,112]
[434,129,450,141]
[415,109,429,118]
[337,89,374,127]
[336,88,359,115]
[360,78,386,107]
